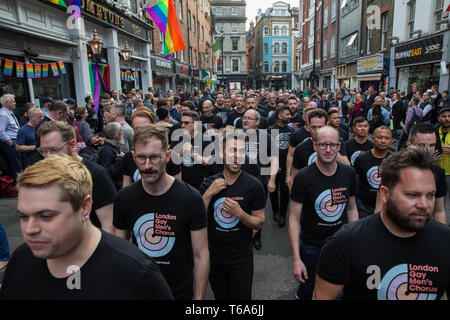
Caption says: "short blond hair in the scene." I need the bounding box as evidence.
[17,154,92,212]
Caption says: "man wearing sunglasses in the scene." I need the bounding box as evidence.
[113,125,209,300]
[289,126,358,300]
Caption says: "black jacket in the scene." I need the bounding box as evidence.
[97,140,123,190]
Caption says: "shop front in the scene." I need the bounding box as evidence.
[175,62,190,92]
[320,69,334,90]
[393,34,445,93]
[357,54,384,93]
[336,63,357,90]
[151,57,175,95]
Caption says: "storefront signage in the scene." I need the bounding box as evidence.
[394,35,443,66]
[357,54,384,74]
[156,59,172,69]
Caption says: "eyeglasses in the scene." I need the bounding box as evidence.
[133,154,165,165]
[316,143,340,150]
[180,121,193,125]
[37,140,71,156]
[243,117,257,121]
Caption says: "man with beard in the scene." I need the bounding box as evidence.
[327,109,349,142]
[201,100,224,132]
[199,132,265,300]
[354,126,393,218]
[288,95,305,130]
[226,95,246,127]
[113,125,209,300]
[268,107,296,227]
[314,148,450,300]
[212,92,230,126]
[235,95,269,129]
[344,117,374,167]
[436,107,450,197]
[289,126,359,301]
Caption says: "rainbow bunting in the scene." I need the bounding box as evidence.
[26,64,34,78]
[145,0,185,60]
[35,64,41,78]
[16,62,24,78]
[58,61,67,74]
[3,59,13,76]
[50,63,59,77]
[42,64,49,77]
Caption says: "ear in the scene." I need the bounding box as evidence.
[80,195,93,221]
[379,185,390,206]
[405,142,411,148]
[165,149,172,163]
[69,139,78,153]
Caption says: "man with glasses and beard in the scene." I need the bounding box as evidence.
[314,148,450,300]
[113,125,209,300]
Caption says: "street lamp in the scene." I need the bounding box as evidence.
[121,41,133,61]
[89,30,104,56]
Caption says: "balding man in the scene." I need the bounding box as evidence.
[201,100,224,131]
[16,107,43,168]
[0,94,21,178]
[289,126,358,300]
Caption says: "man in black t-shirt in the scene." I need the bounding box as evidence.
[289,126,359,301]
[113,125,209,300]
[314,148,450,300]
[327,109,349,141]
[200,133,265,300]
[212,92,231,126]
[268,107,296,227]
[201,100,224,132]
[36,121,116,234]
[344,117,373,166]
[1,155,172,300]
[226,95,246,127]
[354,126,392,218]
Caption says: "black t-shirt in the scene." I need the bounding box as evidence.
[122,151,181,183]
[82,158,117,228]
[177,138,212,190]
[338,127,349,142]
[212,106,231,126]
[290,127,311,148]
[290,162,357,247]
[317,214,450,300]
[292,138,347,170]
[113,179,207,300]
[0,231,173,300]
[199,171,265,261]
[244,129,275,184]
[433,163,448,198]
[235,113,269,129]
[268,123,295,170]
[344,138,374,166]
[289,112,305,130]
[226,110,246,127]
[354,151,388,209]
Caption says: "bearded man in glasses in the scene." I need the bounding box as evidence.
[288,125,359,301]
[113,125,209,301]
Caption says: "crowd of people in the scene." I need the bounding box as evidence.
[0,82,449,300]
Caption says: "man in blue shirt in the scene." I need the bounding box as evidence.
[16,107,43,169]
[0,94,21,178]
[367,96,390,126]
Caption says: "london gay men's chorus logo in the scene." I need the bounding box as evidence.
[314,188,347,223]
[133,213,176,258]
[367,166,381,189]
[377,264,438,300]
[214,197,240,229]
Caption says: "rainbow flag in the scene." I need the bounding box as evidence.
[26,63,34,78]
[16,62,24,78]
[3,59,13,76]
[42,64,49,77]
[35,64,41,78]
[58,61,67,74]
[145,0,185,60]
[51,63,59,77]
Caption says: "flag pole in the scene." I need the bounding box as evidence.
[141,0,154,10]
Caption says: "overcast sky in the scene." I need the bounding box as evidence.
[245,0,300,29]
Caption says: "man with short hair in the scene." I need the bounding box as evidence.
[288,95,305,130]
[106,104,134,153]
[0,154,173,300]
[436,107,450,197]
[36,121,116,234]
[0,94,21,178]
[327,109,349,141]
[212,92,230,126]
[354,126,393,218]
[97,93,111,133]
[113,125,210,300]
[314,148,450,300]
[226,95,246,127]
[16,107,43,168]
[344,117,374,167]
[200,133,265,299]
[332,92,349,125]
[289,126,359,300]
[201,100,224,131]
[144,93,154,112]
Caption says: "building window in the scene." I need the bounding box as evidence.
[330,36,336,58]
[282,26,287,35]
[232,39,238,51]
[178,0,183,20]
[274,61,280,72]
[435,0,444,32]
[232,8,238,15]
[189,47,192,64]
[232,59,239,72]
[274,42,280,54]
[381,13,388,50]
[188,10,191,29]
[282,61,287,73]
[281,43,287,54]
[324,7,328,29]
[264,43,269,54]
[232,23,238,32]
[331,0,336,22]
[367,26,372,54]
[216,23,222,33]
[264,61,269,72]
[160,31,164,55]
[323,40,328,60]
[216,7,222,15]
[193,16,196,33]
[342,33,358,58]
[274,26,279,35]
[201,26,204,41]
[341,0,359,17]
[264,26,269,36]
[309,47,313,62]
[408,0,416,39]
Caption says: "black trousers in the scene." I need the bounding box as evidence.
[255,183,268,240]
[209,255,254,300]
[269,168,289,217]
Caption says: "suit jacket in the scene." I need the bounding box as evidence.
[332,99,349,117]
[365,94,375,109]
